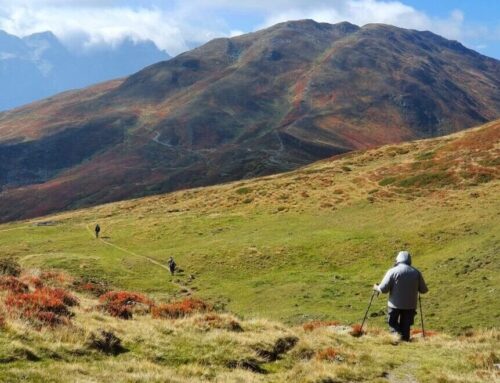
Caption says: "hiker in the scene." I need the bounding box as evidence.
[168,257,176,276]
[373,251,428,342]
[95,224,101,239]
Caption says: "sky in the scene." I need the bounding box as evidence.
[0,0,498,59]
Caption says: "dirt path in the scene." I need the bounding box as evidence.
[0,226,29,233]
[84,224,191,294]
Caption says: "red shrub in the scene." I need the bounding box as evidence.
[194,314,243,332]
[152,298,211,319]
[4,287,76,327]
[303,320,340,332]
[20,275,44,289]
[74,281,109,297]
[349,323,365,337]
[40,287,79,307]
[98,291,153,319]
[316,347,339,362]
[40,270,72,286]
[0,276,29,294]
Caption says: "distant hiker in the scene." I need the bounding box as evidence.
[168,257,176,276]
[373,251,428,342]
[95,224,101,239]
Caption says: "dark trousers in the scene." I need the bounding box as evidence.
[388,307,416,341]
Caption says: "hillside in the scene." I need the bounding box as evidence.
[0,20,499,222]
[0,269,497,383]
[0,29,169,111]
[0,119,498,336]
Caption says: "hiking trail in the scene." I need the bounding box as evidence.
[84,224,192,294]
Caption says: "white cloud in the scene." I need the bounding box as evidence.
[0,2,228,55]
[0,0,497,57]
[261,0,466,41]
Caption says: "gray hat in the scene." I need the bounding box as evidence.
[395,251,411,265]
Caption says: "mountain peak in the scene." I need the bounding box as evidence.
[269,19,360,33]
[0,21,498,221]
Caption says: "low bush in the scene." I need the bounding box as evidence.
[73,278,110,297]
[316,347,340,362]
[396,171,455,188]
[349,324,365,337]
[0,258,21,277]
[255,336,299,362]
[4,287,78,327]
[42,287,79,307]
[99,291,153,319]
[0,276,29,294]
[194,314,243,332]
[87,329,126,355]
[40,270,73,286]
[303,320,340,332]
[152,298,210,319]
[411,329,438,337]
[20,275,44,289]
[235,187,252,195]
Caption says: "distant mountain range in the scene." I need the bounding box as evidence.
[0,20,498,222]
[0,30,169,111]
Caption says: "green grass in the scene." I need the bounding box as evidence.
[0,121,497,382]
[1,187,497,333]
[0,121,498,335]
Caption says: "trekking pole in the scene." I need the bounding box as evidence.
[360,290,378,333]
[419,294,425,339]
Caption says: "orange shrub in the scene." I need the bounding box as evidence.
[349,323,365,337]
[41,287,79,307]
[74,281,109,297]
[0,276,29,294]
[316,347,339,362]
[20,275,44,289]
[98,291,153,319]
[303,320,340,332]
[194,313,243,332]
[152,298,211,319]
[40,270,72,286]
[4,287,77,327]
[411,329,438,337]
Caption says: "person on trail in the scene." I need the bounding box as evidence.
[168,257,176,276]
[373,251,428,342]
[95,224,101,239]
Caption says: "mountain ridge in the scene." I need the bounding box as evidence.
[0,19,498,222]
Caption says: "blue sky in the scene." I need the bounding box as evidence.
[0,0,498,58]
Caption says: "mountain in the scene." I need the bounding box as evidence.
[0,20,499,222]
[0,30,169,111]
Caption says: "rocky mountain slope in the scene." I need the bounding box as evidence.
[0,20,498,222]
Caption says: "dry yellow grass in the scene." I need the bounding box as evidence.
[0,276,498,383]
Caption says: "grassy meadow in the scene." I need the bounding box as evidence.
[0,120,498,382]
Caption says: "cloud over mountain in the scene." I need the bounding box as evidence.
[0,0,498,57]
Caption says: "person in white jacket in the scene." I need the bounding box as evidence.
[374,251,428,341]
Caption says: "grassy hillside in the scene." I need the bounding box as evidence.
[0,274,497,383]
[0,120,498,336]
